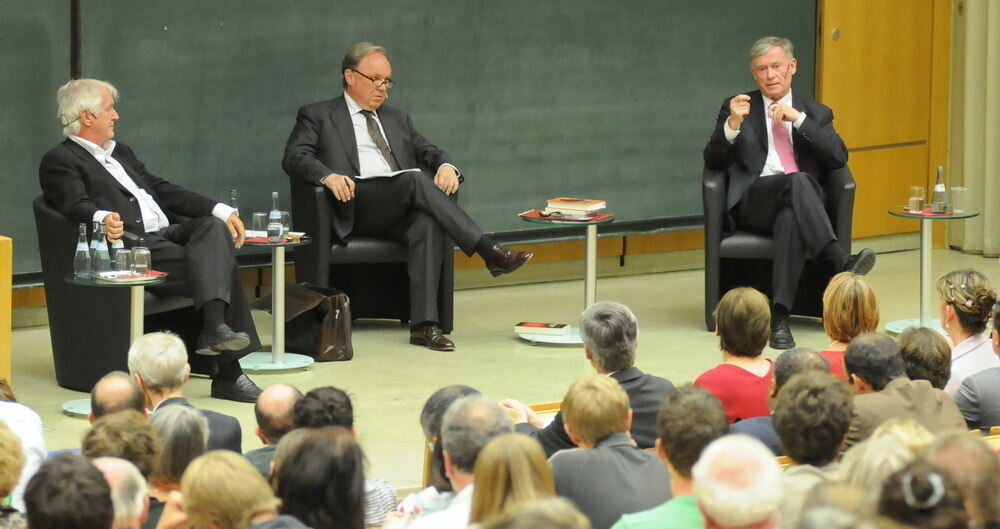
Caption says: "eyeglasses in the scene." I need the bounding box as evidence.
[351,69,395,89]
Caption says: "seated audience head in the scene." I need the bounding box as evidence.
[56,78,118,137]
[0,377,16,401]
[803,482,873,520]
[897,327,952,390]
[254,383,303,446]
[580,301,639,373]
[420,384,481,491]
[692,434,783,529]
[480,497,591,529]
[844,332,905,394]
[0,422,24,502]
[181,451,281,529]
[714,287,770,358]
[796,506,876,529]
[937,269,995,338]
[272,427,365,529]
[270,427,313,479]
[878,459,967,529]
[470,433,555,524]
[927,432,1000,528]
[92,457,149,529]
[772,347,830,400]
[822,272,880,345]
[839,435,917,500]
[24,453,113,529]
[656,385,728,481]
[149,404,208,486]
[871,418,934,456]
[441,394,513,491]
[90,370,146,423]
[560,374,630,449]
[773,371,853,466]
[292,385,353,430]
[127,332,190,405]
[82,410,159,478]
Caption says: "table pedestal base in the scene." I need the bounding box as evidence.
[62,398,90,417]
[239,351,315,372]
[885,318,945,336]
[517,327,582,345]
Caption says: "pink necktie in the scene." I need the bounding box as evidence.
[770,103,799,173]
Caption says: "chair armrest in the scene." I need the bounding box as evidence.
[290,181,332,286]
[702,168,727,252]
[823,166,855,253]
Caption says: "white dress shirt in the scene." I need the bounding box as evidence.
[70,135,235,232]
[945,333,1000,395]
[0,401,47,512]
[723,90,807,177]
[407,484,473,529]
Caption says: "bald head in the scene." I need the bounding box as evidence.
[91,371,146,423]
[254,384,303,444]
[93,457,148,529]
[693,435,782,528]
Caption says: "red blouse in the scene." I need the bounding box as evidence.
[695,360,774,423]
[819,349,848,381]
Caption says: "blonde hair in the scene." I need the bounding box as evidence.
[715,287,771,357]
[181,451,281,529]
[937,269,996,334]
[0,421,24,497]
[561,375,629,446]
[481,497,591,529]
[871,418,935,456]
[470,434,555,524]
[839,436,917,502]
[823,272,880,343]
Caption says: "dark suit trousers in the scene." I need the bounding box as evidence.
[735,172,837,311]
[351,171,482,325]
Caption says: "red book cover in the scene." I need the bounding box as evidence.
[546,197,606,211]
[514,321,570,335]
[519,209,614,222]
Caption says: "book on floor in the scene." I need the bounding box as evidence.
[514,322,570,335]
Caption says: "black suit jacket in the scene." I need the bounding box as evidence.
[515,367,675,457]
[703,89,848,211]
[282,96,455,240]
[157,397,242,453]
[39,139,217,232]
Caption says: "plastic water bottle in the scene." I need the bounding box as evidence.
[267,192,283,242]
[74,223,92,279]
[230,188,239,216]
[93,223,112,274]
[931,166,948,214]
[89,221,100,257]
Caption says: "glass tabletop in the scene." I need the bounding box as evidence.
[520,213,615,226]
[887,206,979,220]
[243,237,312,248]
[65,271,168,288]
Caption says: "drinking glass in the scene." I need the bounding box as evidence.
[280,211,292,236]
[132,247,151,276]
[950,187,968,214]
[252,212,268,234]
[114,249,133,272]
[908,186,925,212]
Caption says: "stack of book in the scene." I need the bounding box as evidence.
[542,197,607,219]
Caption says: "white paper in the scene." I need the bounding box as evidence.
[354,168,422,180]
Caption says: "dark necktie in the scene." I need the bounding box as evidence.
[360,110,400,171]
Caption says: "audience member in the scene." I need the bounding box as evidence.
[898,327,952,390]
[272,427,365,529]
[0,422,26,528]
[246,384,303,477]
[505,302,674,456]
[820,272,879,380]
[0,382,46,512]
[954,303,1000,431]
[92,457,149,529]
[730,347,830,455]
[772,371,853,527]
[878,459,968,529]
[691,435,782,529]
[90,371,147,423]
[82,410,159,478]
[843,332,965,450]
[838,435,917,504]
[469,433,554,525]
[480,498,591,529]
[177,451,308,529]
[23,453,113,529]
[612,385,728,529]
[421,385,481,492]
[695,287,774,423]
[927,432,1000,529]
[801,482,873,521]
[795,506,876,529]
[290,386,396,526]
[128,332,242,452]
[937,269,998,394]
[146,405,208,529]
[870,418,934,455]
[549,375,670,529]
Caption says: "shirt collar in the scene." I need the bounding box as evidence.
[70,135,116,158]
[764,90,793,108]
[344,91,367,116]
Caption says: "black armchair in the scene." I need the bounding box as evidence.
[33,196,203,392]
[702,167,855,331]
[289,182,454,333]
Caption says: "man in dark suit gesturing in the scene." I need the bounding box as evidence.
[704,36,875,350]
[283,42,532,351]
[39,79,261,402]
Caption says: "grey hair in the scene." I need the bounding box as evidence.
[149,405,208,484]
[92,457,148,527]
[692,434,783,527]
[341,42,387,88]
[580,302,638,372]
[440,395,512,473]
[127,332,190,392]
[749,36,794,65]
[56,79,118,136]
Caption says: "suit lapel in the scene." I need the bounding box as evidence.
[62,139,135,196]
[379,109,409,169]
[330,97,361,175]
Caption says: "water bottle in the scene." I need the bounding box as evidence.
[230,188,239,215]
[89,221,100,257]
[267,192,283,242]
[73,223,92,279]
[931,166,948,214]
[93,223,112,274]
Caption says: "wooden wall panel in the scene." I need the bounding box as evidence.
[0,237,11,382]
[849,144,930,238]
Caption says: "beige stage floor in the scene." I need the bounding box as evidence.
[8,248,999,490]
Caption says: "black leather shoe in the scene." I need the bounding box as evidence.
[211,374,262,403]
[770,316,796,350]
[844,248,876,276]
[196,324,251,356]
[484,244,533,277]
[409,323,455,351]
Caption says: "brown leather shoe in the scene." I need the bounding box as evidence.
[409,323,455,351]
[484,244,533,277]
